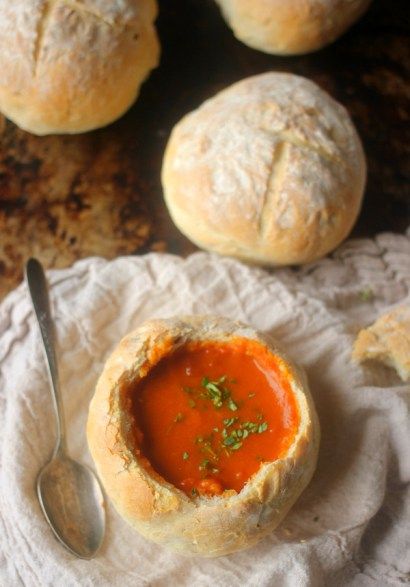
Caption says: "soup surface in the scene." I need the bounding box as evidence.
[130,339,299,496]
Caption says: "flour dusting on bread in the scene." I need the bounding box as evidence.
[162,73,366,266]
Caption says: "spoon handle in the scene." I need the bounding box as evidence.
[25,258,66,455]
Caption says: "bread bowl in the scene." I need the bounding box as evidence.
[215,0,373,55]
[162,72,367,266]
[0,0,160,135]
[87,315,320,556]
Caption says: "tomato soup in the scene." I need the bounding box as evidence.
[129,339,300,497]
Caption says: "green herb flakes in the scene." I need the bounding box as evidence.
[199,458,210,471]
[227,398,238,411]
[359,288,374,302]
[201,376,226,408]
[242,421,258,434]
[182,451,189,460]
[223,417,237,427]
[223,436,235,447]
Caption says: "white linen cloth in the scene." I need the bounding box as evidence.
[0,231,409,587]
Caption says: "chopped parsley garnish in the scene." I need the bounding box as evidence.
[359,287,374,302]
[198,459,212,471]
[242,421,258,433]
[227,398,238,411]
[174,372,270,465]
[223,417,238,427]
[184,373,242,413]
[223,435,237,447]
[199,458,210,470]
[222,419,268,452]
[201,375,230,408]
[198,458,219,473]
[191,487,199,497]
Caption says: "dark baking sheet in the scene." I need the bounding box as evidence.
[0,0,409,298]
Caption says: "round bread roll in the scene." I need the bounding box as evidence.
[0,0,160,135]
[162,73,366,266]
[87,315,320,557]
[215,0,372,55]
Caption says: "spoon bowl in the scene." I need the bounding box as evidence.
[37,454,105,559]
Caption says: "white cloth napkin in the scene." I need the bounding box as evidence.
[0,231,409,587]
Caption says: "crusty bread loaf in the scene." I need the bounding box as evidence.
[353,305,410,381]
[87,315,320,557]
[215,0,372,55]
[162,73,366,266]
[0,0,160,135]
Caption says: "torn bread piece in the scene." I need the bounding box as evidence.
[353,305,410,382]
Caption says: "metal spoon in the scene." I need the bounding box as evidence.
[25,258,105,559]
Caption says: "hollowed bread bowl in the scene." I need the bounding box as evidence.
[87,315,320,556]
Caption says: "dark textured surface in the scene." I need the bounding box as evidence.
[0,0,409,298]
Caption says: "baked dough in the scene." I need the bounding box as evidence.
[87,315,320,556]
[162,73,366,266]
[215,0,372,55]
[0,0,160,135]
[353,305,410,382]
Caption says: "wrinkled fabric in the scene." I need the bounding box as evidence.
[0,231,409,587]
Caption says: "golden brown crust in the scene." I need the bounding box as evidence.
[353,305,410,382]
[87,315,320,556]
[162,73,366,266]
[215,0,372,55]
[0,0,160,135]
